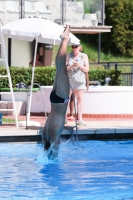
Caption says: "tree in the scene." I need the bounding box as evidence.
[103,0,133,56]
[77,0,133,57]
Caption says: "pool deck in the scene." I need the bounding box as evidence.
[1,115,133,142]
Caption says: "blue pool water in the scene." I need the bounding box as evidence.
[0,140,133,200]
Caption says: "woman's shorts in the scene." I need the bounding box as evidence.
[69,81,86,90]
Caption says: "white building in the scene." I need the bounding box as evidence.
[0,0,111,68]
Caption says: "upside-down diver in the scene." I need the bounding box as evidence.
[42,25,71,159]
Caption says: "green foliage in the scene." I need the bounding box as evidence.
[76,0,133,57]
[0,66,56,88]
[0,88,38,92]
[89,69,121,86]
[33,67,56,86]
[104,0,133,57]
[0,66,121,87]
[0,66,32,88]
[2,117,15,124]
[77,0,101,14]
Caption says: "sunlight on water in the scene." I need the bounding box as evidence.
[37,150,49,164]
[37,139,71,164]
[0,140,133,200]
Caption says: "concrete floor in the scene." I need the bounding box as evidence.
[1,115,133,142]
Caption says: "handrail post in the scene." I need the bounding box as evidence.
[115,63,118,70]
[107,62,110,69]
[131,65,133,86]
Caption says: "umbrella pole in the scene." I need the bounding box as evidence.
[27,38,38,122]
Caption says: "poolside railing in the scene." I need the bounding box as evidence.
[90,62,133,86]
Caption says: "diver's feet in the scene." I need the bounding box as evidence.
[50,142,59,160]
[60,24,70,41]
[44,141,51,150]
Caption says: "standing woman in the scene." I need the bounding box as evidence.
[66,44,89,125]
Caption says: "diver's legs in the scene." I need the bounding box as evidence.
[52,25,69,92]
[43,103,68,153]
[42,25,70,157]
[53,25,70,99]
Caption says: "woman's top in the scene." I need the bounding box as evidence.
[67,52,86,85]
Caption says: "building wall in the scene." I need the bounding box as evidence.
[2,86,133,115]
[0,37,33,67]
[11,39,32,67]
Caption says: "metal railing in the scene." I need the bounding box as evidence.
[90,62,133,86]
[121,73,133,86]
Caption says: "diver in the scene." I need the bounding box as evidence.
[42,25,71,159]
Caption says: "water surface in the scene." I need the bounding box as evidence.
[0,140,133,200]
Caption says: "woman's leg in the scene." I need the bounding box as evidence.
[69,99,74,117]
[74,89,84,121]
[67,92,75,119]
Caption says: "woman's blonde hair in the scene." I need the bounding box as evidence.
[79,45,83,52]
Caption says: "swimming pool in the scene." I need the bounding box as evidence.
[0,140,133,200]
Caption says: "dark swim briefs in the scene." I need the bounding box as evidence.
[50,90,69,104]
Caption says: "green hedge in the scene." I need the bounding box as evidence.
[0,88,39,92]
[0,66,55,88]
[0,66,121,87]
[89,68,121,86]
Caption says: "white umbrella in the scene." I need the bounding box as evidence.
[1,18,80,45]
[1,18,80,127]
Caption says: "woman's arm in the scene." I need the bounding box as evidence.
[73,54,89,73]
[85,72,89,91]
[66,54,75,71]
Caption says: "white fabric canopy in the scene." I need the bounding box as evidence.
[1,18,80,125]
[1,18,80,45]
